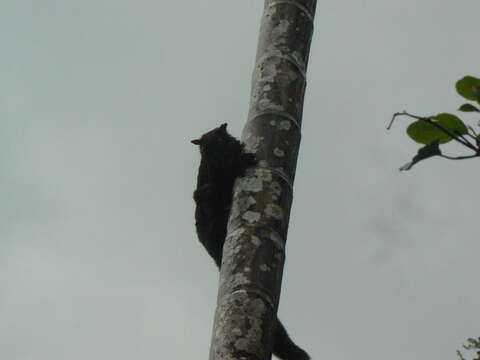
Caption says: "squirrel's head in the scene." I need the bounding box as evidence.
[191,123,231,153]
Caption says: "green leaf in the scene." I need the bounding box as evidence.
[406,113,468,144]
[434,113,468,134]
[458,103,480,112]
[456,76,480,102]
[399,140,441,171]
[407,119,448,144]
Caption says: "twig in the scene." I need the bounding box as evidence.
[389,111,478,151]
[455,131,477,149]
[467,125,478,137]
[440,154,479,160]
[387,111,405,130]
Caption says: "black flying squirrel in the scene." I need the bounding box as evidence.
[192,123,310,360]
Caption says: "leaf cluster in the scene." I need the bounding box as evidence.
[388,76,480,170]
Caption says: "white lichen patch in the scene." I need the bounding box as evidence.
[227,227,246,240]
[292,50,303,65]
[278,120,292,130]
[258,160,268,168]
[235,338,250,351]
[230,195,257,219]
[255,167,272,182]
[265,204,283,220]
[251,298,266,316]
[233,243,243,255]
[273,147,285,157]
[232,272,250,286]
[239,175,263,193]
[260,56,281,83]
[269,231,283,248]
[227,297,266,354]
[271,19,290,45]
[270,181,282,201]
[259,264,271,272]
[232,327,242,336]
[270,119,292,131]
[264,84,271,92]
[247,135,264,153]
[251,235,261,247]
[223,230,245,263]
[258,97,284,112]
[274,167,286,176]
[243,210,261,224]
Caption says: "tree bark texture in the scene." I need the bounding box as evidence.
[209,1,317,359]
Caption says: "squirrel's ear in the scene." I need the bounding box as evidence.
[220,123,228,132]
[191,139,202,145]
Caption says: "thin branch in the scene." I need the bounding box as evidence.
[440,154,480,160]
[467,125,478,137]
[387,111,404,130]
[454,131,477,149]
[390,111,478,151]
[414,115,472,149]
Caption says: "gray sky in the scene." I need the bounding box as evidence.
[1,1,479,359]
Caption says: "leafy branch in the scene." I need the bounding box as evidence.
[388,76,480,170]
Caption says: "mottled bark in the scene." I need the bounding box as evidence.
[209,1,317,359]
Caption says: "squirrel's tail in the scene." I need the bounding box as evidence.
[273,318,310,360]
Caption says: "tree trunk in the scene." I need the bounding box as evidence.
[209,1,317,359]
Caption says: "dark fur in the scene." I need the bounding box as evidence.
[192,123,310,360]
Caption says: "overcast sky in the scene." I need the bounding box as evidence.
[1,1,479,359]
